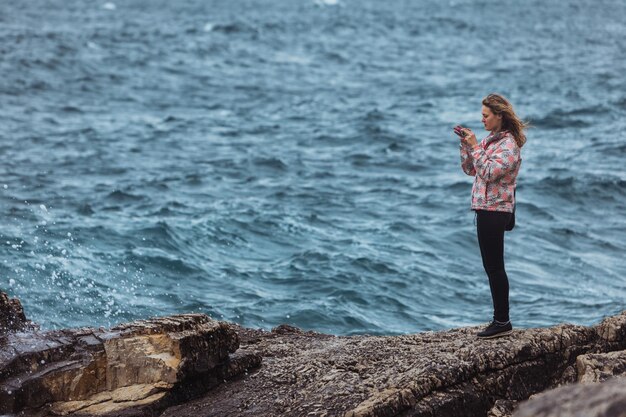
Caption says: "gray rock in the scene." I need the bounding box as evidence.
[4,288,626,417]
[513,377,626,417]
[161,312,626,417]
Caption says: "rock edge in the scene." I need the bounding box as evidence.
[3,291,626,417]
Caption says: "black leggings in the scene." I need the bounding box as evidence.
[476,210,512,323]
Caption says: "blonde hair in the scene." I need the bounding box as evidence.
[482,93,529,148]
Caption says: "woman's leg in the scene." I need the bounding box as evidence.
[476,210,512,323]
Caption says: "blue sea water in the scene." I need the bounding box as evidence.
[1,0,625,335]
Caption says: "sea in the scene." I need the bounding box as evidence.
[1,0,625,335]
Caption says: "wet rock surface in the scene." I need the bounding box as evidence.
[0,292,261,416]
[2,290,626,417]
[0,292,34,333]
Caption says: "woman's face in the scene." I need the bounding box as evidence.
[482,105,502,132]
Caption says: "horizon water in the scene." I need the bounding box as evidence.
[1,0,625,335]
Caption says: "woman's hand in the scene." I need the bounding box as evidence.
[461,128,478,148]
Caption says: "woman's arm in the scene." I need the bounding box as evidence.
[470,136,520,182]
[460,142,476,176]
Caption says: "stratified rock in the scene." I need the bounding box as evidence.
[0,291,33,333]
[3,289,626,417]
[513,377,626,417]
[0,314,261,416]
[161,312,626,417]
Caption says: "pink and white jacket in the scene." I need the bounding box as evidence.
[460,130,521,213]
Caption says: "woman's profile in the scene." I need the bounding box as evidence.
[455,93,528,339]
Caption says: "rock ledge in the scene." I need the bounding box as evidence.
[2,291,625,417]
[0,297,261,416]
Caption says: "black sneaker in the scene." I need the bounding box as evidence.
[477,320,513,339]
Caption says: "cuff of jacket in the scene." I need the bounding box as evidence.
[470,146,482,159]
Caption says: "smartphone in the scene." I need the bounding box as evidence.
[453,125,467,137]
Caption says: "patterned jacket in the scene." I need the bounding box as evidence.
[460,130,521,212]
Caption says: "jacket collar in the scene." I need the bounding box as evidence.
[485,130,509,146]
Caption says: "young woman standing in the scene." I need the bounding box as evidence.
[456,93,528,339]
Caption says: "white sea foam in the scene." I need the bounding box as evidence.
[102,2,116,10]
[203,22,215,32]
[273,52,312,65]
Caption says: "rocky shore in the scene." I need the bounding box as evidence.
[1,291,625,417]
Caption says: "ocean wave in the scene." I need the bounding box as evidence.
[106,190,146,202]
[350,257,398,274]
[3,0,625,334]
[615,96,626,110]
[516,201,555,221]
[210,22,258,35]
[126,250,203,275]
[204,224,249,247]
[76,203,95,216]
[529,107,601,129]
[528,175,626,206]
[252,157,288,171]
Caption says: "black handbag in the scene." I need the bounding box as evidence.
[505,189,516,231]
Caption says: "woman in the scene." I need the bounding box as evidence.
[456,93,527,339]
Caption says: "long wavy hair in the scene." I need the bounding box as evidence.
[482,93,529,148]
